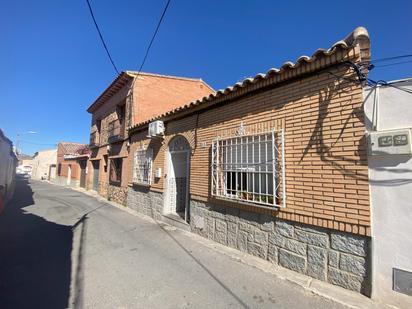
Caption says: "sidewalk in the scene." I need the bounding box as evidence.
[69,184,393,309]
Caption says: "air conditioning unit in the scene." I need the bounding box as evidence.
[148,120,165,137]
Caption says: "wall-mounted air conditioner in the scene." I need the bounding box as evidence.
[148,120,165,138]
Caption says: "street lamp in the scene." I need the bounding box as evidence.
[15,131,37,154]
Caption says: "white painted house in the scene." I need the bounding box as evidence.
[364,78,412,308]
[31,149,57,180]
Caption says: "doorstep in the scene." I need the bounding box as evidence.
[160,213,191,232]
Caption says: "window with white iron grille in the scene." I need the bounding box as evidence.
[211,129,285,208]
[133,148,153,185]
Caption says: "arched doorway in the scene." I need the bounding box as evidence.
[165,135,191,222]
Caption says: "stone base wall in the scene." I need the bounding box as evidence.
[125,188,371,295]
[190,200,371,296]
[127,187,163,220]
[98,181,108,198]
[108,184,128,205]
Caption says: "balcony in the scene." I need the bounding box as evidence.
[107,120,125,144]
[89,132,99,148]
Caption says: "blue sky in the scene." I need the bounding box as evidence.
[1,0,411,155]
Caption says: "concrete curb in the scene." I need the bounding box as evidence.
[66,184,395,309]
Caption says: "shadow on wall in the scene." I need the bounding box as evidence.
[0,179,73,309]
[300,76,368,180]
[368,155,412,187]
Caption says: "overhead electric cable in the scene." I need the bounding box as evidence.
[135,0,172,77]
[85,0,120,75]
[370,54,412,64]
[371,60,412,69]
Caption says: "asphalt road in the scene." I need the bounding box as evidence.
[0,179,345,309]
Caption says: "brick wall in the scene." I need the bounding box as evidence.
[129,64,370,236]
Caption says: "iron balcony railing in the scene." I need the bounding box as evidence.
[107,120,125,143]
[89,131,99,148]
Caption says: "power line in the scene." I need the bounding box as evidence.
[371,60,412,69]
[135,0,172,76]
[370,54,412,64]
[85,0,120,75]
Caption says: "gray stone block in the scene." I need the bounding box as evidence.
[192,215,205,230]
[214,231,227,245]
[308,246,327,265]
[254,230,268,245]
[268,245,278,264]
[331,233,367,257]
[307,264,326,281]
[237,231,248,252]
[284,238,307,256]
[211,210,226,220]
[239,221,254,233]
[279,249,306,273]
[328,267,362,292]
[276,220,294,238]
[247,242,267,259]
[295,229,328,248]
[227,232,237,248]
[227,222,238,233]
[259,214,274,232]
[215,219,227,233]
[307,246,327,280]
[328,250,339,268]
[269,232,286,247]
[339,253,366,276]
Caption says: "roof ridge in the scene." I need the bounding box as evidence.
[129,26,371,130]
[125,71,205,83]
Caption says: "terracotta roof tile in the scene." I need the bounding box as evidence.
[129,27,370,131]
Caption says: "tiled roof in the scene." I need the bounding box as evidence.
[59,142,88,156]
[86,71,214,113]
[129,26,371,132]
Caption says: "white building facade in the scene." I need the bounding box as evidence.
[364,78,412,308]
[31,149,57,180]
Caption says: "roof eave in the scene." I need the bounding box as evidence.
[128,26,371,133]
[87,72,134,113]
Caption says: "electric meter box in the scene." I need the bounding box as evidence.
[368,129,412,156]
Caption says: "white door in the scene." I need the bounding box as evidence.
[165,136,191,222]
[67,165,71,185]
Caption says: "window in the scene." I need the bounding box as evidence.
[117,104,126,123]
[57,163,62,176]
[133,148,153,185]
[109,158,122,185]
[211,129,285,207]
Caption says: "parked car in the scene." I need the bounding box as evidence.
[16,165,32,179]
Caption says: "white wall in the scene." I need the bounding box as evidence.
[364,79,412,308]
[0,135,16,203]
[31,149,57,180]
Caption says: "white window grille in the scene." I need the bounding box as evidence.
[211,129,285,208]
[133,148,153,185]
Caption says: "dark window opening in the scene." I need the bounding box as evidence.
[109,158,122,185]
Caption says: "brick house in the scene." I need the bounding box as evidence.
[86,72,214,205]
[55,142,89,188]
[126,27,373,295]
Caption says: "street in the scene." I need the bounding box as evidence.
[0,180,345,309]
